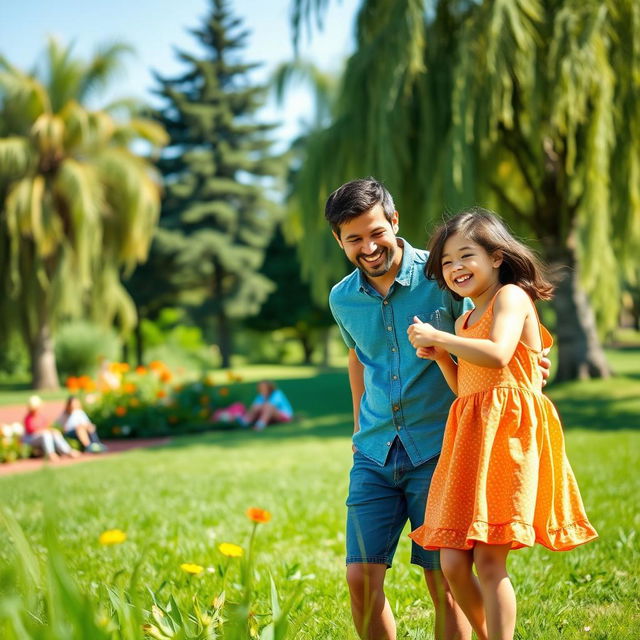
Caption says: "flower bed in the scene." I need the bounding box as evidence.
[69,362,246,439]
[0,422,30,463]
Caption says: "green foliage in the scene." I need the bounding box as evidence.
[0,38,167,388]
[250,227,334,364]
[82,365,246,439]
[0,423,30,463]
[151,0,284,367]
[0,331,29,380]
[55,321,121,378]
[0,509,303,639]
[288,0,640,378]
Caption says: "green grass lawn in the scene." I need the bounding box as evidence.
[1,351,639,638]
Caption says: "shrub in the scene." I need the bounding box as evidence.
[0,423,30,463]
[77,362,246,439]
[55,321,121,378]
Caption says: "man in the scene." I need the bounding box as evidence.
[326,178,549,640]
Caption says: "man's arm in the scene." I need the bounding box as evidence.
[347,349,365,443]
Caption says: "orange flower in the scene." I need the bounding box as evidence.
[246,507,271,524]
[149,360,165,371]
[123,382,136,394]
[115,406,127,417]
[156,389,167,399]
[135,366,147,375]
[78,376,95,391]
[160,370,172,383]
[66,376,79,392]
[130,398,140,407]
[219,387,229,397]
[110,362,130,374]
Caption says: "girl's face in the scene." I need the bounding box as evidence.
[441,232,502,299]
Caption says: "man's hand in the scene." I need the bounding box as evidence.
[416,346,449,361]
[540,348,551,387]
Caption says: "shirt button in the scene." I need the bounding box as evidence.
[383,300,388,305]
[396,425,402,430]
[393,405,399,411]
[387,326,392,331]
[386,441,391,446]
[391,347,396,352]
[392,375,398,380]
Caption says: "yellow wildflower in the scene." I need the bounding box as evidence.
[99,529,127,545]
[180,562,204,575]
[218,542,243,558]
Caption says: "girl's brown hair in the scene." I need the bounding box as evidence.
[426,207,554,302]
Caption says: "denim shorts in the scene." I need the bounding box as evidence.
[346,438,440,570]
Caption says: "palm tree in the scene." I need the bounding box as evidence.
[0,39,167,389]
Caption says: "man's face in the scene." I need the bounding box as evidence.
[333,204,400,278]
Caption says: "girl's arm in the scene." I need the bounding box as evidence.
[433,352,459,395]
[408,286,532,368]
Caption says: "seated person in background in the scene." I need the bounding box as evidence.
[240,380,293,431]
[57,395,107,453]
[23,395,80,461]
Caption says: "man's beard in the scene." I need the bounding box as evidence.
[356,246,395,278]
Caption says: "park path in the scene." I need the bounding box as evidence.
[0,401,170,477]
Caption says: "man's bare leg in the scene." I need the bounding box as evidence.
[424,568,474,640]
[347,563,395,640]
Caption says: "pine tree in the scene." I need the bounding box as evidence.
[153,0,283,368]
[251,226,334,364]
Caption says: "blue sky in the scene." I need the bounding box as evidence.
[0,0,357,144]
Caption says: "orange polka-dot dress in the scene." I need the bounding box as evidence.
[409,298,598,551]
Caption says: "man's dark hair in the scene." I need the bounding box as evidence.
[325,177,396,236]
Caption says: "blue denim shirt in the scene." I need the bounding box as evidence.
[329,239,471,467]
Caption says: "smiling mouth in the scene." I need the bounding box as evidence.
[360,250,385,265]
[453,274,472,284]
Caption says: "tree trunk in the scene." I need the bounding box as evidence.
[321,327,331,368]
[550,250,612,381]
[30,316,59,390]
[214,266,232,369]
[134,321,144,366]
[298,331,314,365]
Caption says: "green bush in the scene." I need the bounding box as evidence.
[55,321,121,378]
[79,363,247,439]
[0,332,29,380]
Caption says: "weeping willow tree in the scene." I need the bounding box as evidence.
[289,0,640,381]
[0,40,167,389]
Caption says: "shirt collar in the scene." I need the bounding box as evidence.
[357,237,417,294]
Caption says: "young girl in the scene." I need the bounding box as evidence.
[406,208,597,640]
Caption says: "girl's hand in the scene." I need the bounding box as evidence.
[407,317,439,348]
[416,346,448,361]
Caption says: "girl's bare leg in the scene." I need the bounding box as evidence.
[440,548,488,640]
[473,543,515,640]
[75,425,91,448]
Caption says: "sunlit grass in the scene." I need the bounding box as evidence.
[1,353,639,638]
